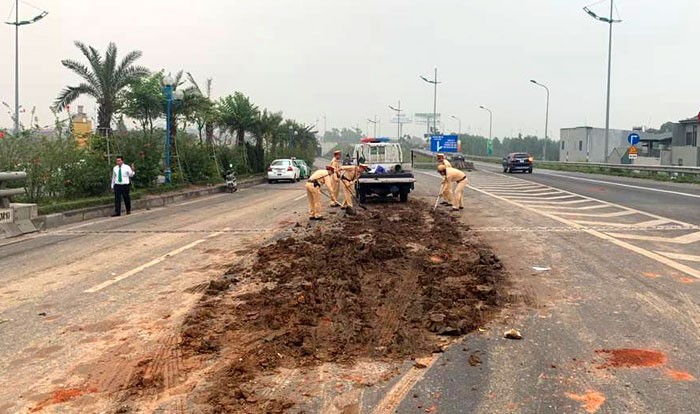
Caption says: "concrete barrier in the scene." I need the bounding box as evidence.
[0,171,38,238]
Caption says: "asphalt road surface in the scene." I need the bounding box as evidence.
[2,164,700,413]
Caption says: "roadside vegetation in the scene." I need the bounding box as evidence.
[0,41,318,208]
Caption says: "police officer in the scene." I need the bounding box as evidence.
[437,164,468,211]
[436,153,452,206]
[337,164,369,209]
[328,151,342,207]
[305,166,339,220]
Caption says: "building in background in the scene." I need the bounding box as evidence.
[559,127,672,165]
[671,116,699,166]
[71,105,92,147]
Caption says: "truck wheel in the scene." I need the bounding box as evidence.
[399,188,409,203]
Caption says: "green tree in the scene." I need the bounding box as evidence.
[216,92,259,146]
[122,73,163,135]
[53,41,149,133]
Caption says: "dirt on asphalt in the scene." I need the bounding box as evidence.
[115,200,513,413]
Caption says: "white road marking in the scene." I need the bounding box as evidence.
[552,210,637,218]
[84,228,229,293]
[571,218,674,228]
[417,170,700,279]
[525,204,611,211]
[534,171,700,200]
[293,194,306,201]
[655,252,700,263]
[506,194,577,200]
[605,231,700,244]
[468,185,700,279]
[519,198,591,205]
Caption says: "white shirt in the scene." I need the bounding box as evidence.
[111,164,135,188]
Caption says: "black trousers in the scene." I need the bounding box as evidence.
[114,184,131,215]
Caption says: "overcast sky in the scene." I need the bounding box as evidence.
[1,0,698,139]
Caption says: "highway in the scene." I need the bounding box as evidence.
[1,165,700,413]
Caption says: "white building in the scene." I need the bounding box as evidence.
[559,127,671,164]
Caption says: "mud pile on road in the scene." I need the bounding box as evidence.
[178,201,511,413]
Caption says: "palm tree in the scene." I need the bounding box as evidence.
[185,73,215,144]
[216,92,259,146]
[53,41,149,134]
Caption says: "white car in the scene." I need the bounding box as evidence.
[267,159,300,183]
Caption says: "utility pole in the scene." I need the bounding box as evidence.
[530,80,550,160]
[367,116,377,138]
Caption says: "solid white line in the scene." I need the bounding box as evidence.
[84,228,229,293]
[571,218,673,228]
[293,194,306,201]
[536,171,700,200]
[604,231,700,245]
[552,210,637,218]
[506,194,576,200]
[518,198,590,205]
[655,251,700,263]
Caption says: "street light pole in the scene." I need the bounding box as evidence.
[584,1,621,164]
[451,115,461,135]
[367,116,377,138]
[162,76,184,184]
[530,79,550,160]
[5,1,48,136]
[479,106,492,140]
[389,100,402,140]
[420,67,441,135]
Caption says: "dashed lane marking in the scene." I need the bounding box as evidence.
[84,228,230,293]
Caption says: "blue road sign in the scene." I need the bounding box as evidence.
[628,133,640,145]
[430,134,459,153]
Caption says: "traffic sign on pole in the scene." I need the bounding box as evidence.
[430,135,459,152]
[627,133,640,145]
[628,145,638,159]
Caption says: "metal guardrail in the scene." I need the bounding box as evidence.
[465,155,700,177]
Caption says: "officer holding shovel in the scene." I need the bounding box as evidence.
[436,153,452,206]
[337,164,369,212]
[437,164,468,211]
[305,166,339,220]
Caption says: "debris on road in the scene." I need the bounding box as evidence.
[504,329,523,340]
[531,266,551,272]
[120,200,512,412]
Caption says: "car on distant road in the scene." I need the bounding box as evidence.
[502,152,533,173]
[292,158,311,179]
[267,159,300,183]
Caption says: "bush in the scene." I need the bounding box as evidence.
[175,135,219,183]
[62,152,111,198]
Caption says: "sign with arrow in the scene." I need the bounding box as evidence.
[430,135,459,153]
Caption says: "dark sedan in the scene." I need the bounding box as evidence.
[502,152,534,173]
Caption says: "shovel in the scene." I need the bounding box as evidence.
[432,183,445,211]
[340,180,368,211]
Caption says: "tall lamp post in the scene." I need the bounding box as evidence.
[530,79,550,160]
[389,101,402,140]
[162,75,184,184]
[367,116,378,138]
[451,115,461,135]
[5,1,48,136]
[584,1,621,164]
[479,106,492,140]
[420,67,440,135]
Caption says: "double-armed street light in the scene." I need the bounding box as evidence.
[389,101,403,140]
[367,116,378,138]
[5,0,48,136]
[420,68,441,135]
[584,1,621,163]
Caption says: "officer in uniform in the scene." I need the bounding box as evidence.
[437,164,468,211]
[436,153,452,206]
[305,166,339,220]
